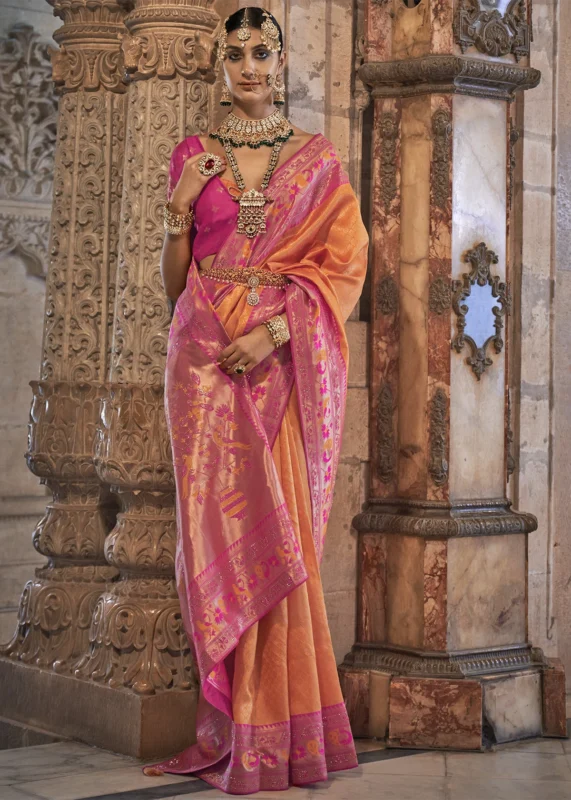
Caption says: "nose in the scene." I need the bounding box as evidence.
[241,57,258,79]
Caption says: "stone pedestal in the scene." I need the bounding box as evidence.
[339,0,567,750]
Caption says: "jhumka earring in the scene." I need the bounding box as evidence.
[273,73,285,105]
[220,81,232,106]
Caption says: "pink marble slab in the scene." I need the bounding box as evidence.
[388,676,482,749]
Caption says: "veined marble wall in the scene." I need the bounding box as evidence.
[553,0,571,691]
[0,3,58,642]
[513,0,571,692]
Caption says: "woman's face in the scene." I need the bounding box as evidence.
[222,27,285,106]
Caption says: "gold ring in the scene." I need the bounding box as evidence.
[198,153,223,177]
[234,364,246,375]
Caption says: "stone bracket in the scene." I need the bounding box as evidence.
[359,55,540,101]
[354,498,538,537]
[343,642,546,678]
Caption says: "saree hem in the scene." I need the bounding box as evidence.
[156,701,357,795]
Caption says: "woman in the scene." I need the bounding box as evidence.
[144,7,369,795]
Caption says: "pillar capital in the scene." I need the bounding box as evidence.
[121,0,219,81]
[48,0,130,92]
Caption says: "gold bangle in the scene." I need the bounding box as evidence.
[264,315,290,349]
[164,201,194,235]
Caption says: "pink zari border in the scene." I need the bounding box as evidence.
[160,702,357,795]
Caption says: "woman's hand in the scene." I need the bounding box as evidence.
[169,152,226,214]
[217,325,276,376]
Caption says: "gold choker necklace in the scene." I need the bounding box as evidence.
[209,109,294,149]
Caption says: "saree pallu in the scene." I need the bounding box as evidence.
[150,134,369,794]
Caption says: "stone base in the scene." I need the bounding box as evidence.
[0,657,198,759]
[339,653,568,750]
[0,715,66,750]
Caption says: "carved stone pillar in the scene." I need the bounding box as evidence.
[0,0,128,671]
[74,0,219,750]
[339,0,568,749]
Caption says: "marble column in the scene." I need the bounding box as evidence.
[72,0,219,756]
[0,0,127,672]
[339,0,567,748]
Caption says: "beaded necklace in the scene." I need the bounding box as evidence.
[209,109,293,149]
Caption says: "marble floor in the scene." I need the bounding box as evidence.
[1,729,571,800]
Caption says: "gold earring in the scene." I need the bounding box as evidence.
[274,74,285,105]
[220,81,232,106]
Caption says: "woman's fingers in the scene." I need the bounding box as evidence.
[222,351,244,371]
[217,344,235,363]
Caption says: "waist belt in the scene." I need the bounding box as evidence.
[197,266,290,306]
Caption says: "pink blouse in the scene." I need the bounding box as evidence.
[167,135,238,264]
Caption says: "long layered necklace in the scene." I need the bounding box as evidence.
[209,110,294,239]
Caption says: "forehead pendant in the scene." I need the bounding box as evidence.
[237,8,251,47]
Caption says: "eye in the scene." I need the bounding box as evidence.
[255,51,269,59]
[227,52,241,61]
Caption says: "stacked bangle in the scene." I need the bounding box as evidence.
[164,201,194,235]
[264,315,290,349]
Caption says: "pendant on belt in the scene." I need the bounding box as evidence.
[246,274,260,306]
[236,188,271,239]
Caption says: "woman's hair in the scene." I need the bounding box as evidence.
[224,7,284,52]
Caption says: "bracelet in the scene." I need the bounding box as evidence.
[264,315,290,349]
[164,201,194,235]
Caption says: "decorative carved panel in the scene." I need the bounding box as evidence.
[454,0,531,62]
[507,387,515,479]
[429,277,452,315]
[429,388,449,487]
[508,119,520,210]
[0,24,58,204]
[376,275,398,315]
[0,213,50,278]
[377,382,396,484]
[0,24,58,276]
[379,112,398,214]
[451,242,511,380]
[41,89,126,382]
[431,108,452,211]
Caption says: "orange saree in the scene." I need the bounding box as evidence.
[148,134,368,794]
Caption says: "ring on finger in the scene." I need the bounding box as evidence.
[233,364,247,375]
[198,153,224,177]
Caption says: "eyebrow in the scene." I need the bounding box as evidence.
[226,43,270,52]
